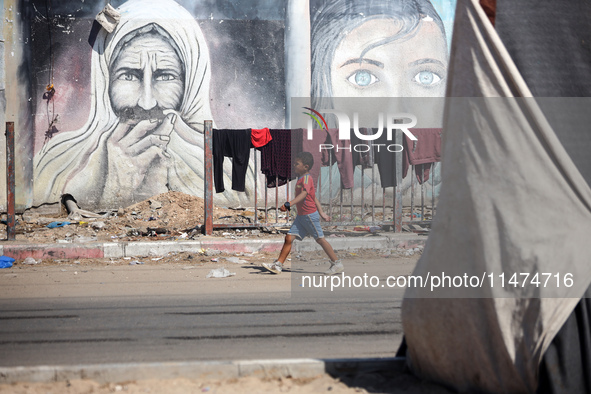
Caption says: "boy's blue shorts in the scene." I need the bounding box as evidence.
[288,211,324,240]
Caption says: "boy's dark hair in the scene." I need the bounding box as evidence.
[296,151,314,169]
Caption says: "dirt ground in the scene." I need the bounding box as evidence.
[0,367,453,394]
[1,191,269,244]
[0,375,366,394]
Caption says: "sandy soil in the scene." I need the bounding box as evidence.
[0,368,456,394]
[0,375,371,394]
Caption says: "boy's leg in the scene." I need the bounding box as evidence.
[262,234,297,274]
[315,238,338,262]
[316,238,344,275]
[278,234,296,263]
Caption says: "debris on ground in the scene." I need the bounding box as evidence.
[0,192,251,243]
[1,191,432,243]
[206,267,236,278]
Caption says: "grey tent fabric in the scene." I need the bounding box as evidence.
[401,0,591,392]
[496,0,591,185]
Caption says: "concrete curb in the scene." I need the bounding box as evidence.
[0,234,427,260]
[0,357,405,384]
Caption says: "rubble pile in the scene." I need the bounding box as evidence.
[1,191,254,243]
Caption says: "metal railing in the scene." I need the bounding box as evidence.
[203,121,436,235]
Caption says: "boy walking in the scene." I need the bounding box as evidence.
[262,152,344,275]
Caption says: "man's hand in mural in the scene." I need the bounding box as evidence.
[104,112,176,196]
[163,109,204,146]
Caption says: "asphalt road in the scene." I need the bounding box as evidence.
[0,253,417,367]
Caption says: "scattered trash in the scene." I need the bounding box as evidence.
[0,256,15,269]
[22,257,38,265]
[129,260,145,265]
[224,257,248,264]
[146,227,168,236]
[91,221,106,230]
[353,225,381,233]
[151,257,163,261]
[211,258,219,262]
[206,267,235,278]
[46,221,72,228]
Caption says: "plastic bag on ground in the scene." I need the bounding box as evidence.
[206,267,236,278]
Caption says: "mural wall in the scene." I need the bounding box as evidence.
[2,0,456,212]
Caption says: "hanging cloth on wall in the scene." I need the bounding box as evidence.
[259,129,303,188]
[351,128,375,170]
[212,129,251,193]
[402,128,442,184]
[302,129,329,188]
[302,129,355,189]
[322,129,355,189]
[372,129,400,188]
[251,127,272,148]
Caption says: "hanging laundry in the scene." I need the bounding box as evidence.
[251,127,272,148]
[212,129,251,193]
[302,129,355,189]
[372,128,399,188]
[259,129,303,188]
[350,127,375,169]
[302,128,329,188]
[323,129,355,189]
[403,128,442,184]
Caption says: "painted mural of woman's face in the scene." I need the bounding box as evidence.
[109,32,185,121]
[330,18,448,98]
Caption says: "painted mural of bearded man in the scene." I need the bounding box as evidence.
[34,0,253,210]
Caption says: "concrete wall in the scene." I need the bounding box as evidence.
[1,0,456,212]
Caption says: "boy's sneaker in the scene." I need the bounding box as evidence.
[324,260,344,275]
[262,261,283,274]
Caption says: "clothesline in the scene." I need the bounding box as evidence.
[212,127,442,194]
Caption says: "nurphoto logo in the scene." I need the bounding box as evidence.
[303,107,417,153]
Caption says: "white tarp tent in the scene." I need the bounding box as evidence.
[401,0,591,392]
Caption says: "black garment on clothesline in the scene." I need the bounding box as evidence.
[212,129,251,193]
[372,129,399,188]
[258,129,303,188]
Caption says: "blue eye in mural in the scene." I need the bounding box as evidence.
[414,70,441,86]
[347,69,379,87]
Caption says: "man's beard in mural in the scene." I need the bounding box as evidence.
[116,107,167,123]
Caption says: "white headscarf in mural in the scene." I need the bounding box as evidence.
[34,0,251,209]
